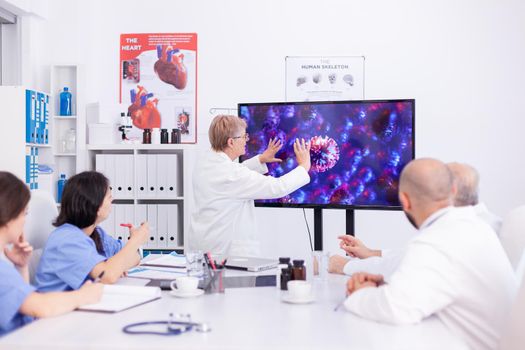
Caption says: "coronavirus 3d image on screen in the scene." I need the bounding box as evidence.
[239,100,415,208]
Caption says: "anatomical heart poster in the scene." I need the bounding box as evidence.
[120,33,197,143]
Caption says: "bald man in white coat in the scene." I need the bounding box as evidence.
[343,158,517,350]
[328,161,503,279]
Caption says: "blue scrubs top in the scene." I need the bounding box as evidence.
[35,224,123,292]
[0,259,34,336]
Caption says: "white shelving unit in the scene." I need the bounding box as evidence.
[49,65,87,202]
[87,144,196,253]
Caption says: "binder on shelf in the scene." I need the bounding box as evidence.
[25,90,37,143]
[166,154,179,197]
[104,155,116,197]
[108,205,116,239]
[135,204,147,248]
[95,154,105,174]
[146,154,157,198]
[25,146,31,185]
[44,94,50,144]
[114,205,126,243]
[25,147,39,190]
[136,154,148,198]
[36,92,42,144]
[32,91,37,143]
[25,90,32,143]
[32,148,38,189]
[100,204,115,239]
[35,92,42,144]
[124,155,134,198]
[114,155,126,199]
[123,204,134,244]
[112,155,134,199]
[156,155,169,198]
[167,204,178,247]
[96,154,115,197]
[157,205,169,248]
[146,205,158,248]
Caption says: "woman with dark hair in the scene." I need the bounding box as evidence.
[0,171,103,336]
[35,171,148,292]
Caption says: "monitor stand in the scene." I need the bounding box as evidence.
[313,208,355,251]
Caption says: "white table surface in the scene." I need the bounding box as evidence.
[0,266,468,350]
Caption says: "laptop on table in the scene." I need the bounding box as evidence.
[225,256,278,272]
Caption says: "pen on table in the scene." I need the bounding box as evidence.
[94,271,105,283]
[207,252,217,270]
[203,252,211,267]
[220,259,228,268]
[334,297,346,312]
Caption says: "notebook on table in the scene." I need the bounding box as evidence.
[225,256,278,272]
[77,285,161,313]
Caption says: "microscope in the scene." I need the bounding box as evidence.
[118,112,133,142]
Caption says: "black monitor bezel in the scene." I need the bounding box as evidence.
[238,98,415,210]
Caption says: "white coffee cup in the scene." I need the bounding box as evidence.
[170,276,199,293]
[287,280,312,299]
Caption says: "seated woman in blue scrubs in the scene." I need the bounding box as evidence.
[36,171,149,292]
[0,171,103,336]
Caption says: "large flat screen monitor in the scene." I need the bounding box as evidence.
[239,99,415,209]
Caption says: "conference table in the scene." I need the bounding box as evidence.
[0,266,467,350]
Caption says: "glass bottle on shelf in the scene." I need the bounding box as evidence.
[65,128,76,153]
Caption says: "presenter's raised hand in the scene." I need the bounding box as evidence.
[294,138,311,171]
[259,138,283,164]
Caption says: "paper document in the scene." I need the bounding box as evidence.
[117,277,151,286]
[77,285,161,313]
[141,254,186,268]
[128,266,187,280]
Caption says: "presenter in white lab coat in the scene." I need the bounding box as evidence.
[188,115,311,257]
[328,161,503,279]
[342,158,517,350]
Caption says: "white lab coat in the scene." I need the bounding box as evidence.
[188,150,310,257]
[343,248,405,281]
[344,206,517,350]
[473,202,502,234]
[342,202,502,279]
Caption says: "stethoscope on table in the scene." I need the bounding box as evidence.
[123,313,211,336]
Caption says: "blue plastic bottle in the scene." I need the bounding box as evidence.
[59,87,72,116]
[57,174,67,203]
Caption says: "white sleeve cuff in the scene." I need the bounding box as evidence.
[242,156,268,174]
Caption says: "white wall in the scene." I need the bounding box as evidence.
[26,0,525,259]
